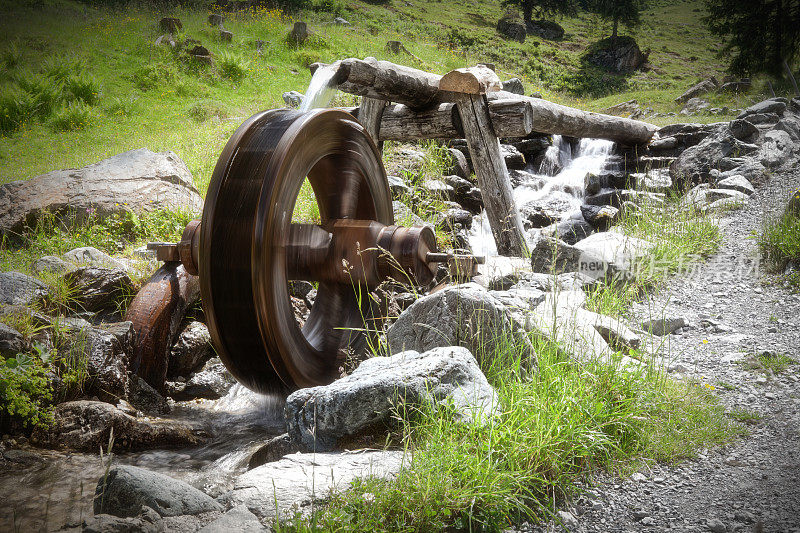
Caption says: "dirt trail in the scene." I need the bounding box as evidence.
[528,166,800,533]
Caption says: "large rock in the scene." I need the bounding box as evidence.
[0,149,202,235]
[0,322,26,356]
[728,119,759,142]
[63,246,126,270]
[680,98,710,115]
[585,36,647,73]
[759,129,795,168]
[168,357,235,401]
[63,267,134,314]
[386,283,532,364]
[675,77,718,104]
[0,271,48,306]
[716,174,754,196]
[56,321,134,402]
[681,184,750,212]
[95,464,221,518]
[198,505,266,533]
[496,16,525,42]
[526,19,564,40]
[540,218,594,245]
[572,231,655,282]
[529,234,596,275]
[285,346,499,450]
[520,197,574,228]
[33,401,201,451]
[737,98,787,119]
[219,450,405,521]
[670,127,759,184]
[168,321,213,379]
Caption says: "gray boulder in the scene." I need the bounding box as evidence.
[95,465,221,518]
[282,90,304,108]
[0,149,202,236]
[670,127,759,184]
[760,129,795,168]
[33,255,73,275]
[56,321,133,402]
[520,197,574,229]
[716,175,754,196]
[387,174,410,198]
[540,218,594,245]
[737,98,787,119]
[572,231,655,282]
[580,204,619,230]
[32,401,200,452]
[585,36,647,72]
[496,16,525,42]
[500,144,526,169]
[529,234,594,275]
[640,317,687,336]
[775,114,800,141]
[0,322,26,356]
[63,246,127,270]
[219,450,405,521]
[502,77,524,95]
[386,283,532,364]
[445,148,471,179]
[0,271,48,306]
[680,97,710,115]
[392,201,425,226]
[728,119,759,142]
[198,505,266,533]
[285,346,499,450]
[526,19,564,40]
[168,357,235,401]
[168,321,213,379]
[63,267,134,314]
[675,77,718,104]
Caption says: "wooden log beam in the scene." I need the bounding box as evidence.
[488,91,657,144]
[314,59,658,144]
[358,97,388,151]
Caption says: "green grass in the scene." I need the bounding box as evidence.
[282,338,740,532]
[738,352,797,375]
[586,194,722,317]
[759,202,800,281]
[0,0,786,191]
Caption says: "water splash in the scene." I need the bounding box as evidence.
[468,137,615,257]
[300,63,339,112]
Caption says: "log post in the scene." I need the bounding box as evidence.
[358,97,388,152]
[441,67,528,257]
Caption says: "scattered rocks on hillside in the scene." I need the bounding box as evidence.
[681,97,710,115]
[219,449,405,521]
[285,346,499,450]
[675,77,719,104]
[168,321,213,379]
[32,401,201,452]
[0,271,48,306]
[386,283,532,364]
[95,464,221,518]
[585,36,648,73]
[526,19,564,40]
[497,16,525,42]
[159,17,182,34]
[287,21,309,45]
[208,13,224,26]
[0,149,202,236]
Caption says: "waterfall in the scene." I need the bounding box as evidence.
[468,137,615,257]
[299,63,339,112]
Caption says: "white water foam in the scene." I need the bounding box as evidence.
[468,137,615,257]
[300,63,339,111]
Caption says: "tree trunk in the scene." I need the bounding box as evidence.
[612,16,618,48]
[522,0,533,25]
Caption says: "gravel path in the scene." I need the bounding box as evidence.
[526,164,800,533]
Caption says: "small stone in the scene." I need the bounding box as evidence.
[707,518,726,533]
[641,516,655,526]
[633,509,650,519]
[557,510,579,529]
[282,91,304,108]
[631,472,647,482]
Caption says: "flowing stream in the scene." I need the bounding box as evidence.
[469,137,615,257]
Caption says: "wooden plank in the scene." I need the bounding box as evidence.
[453,93,528,257]
[358,97,388,151]
[377,102,463,141]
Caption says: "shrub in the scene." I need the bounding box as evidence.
[14,70,63,118]
[64,74,101,105]
[218,51,250,81]
[41,54,87,82]
[131,61,176,91]
[759,209,800,272]
[104,95,137,117]
[187,100,227,121]
[0,352,54,429]
[0,86,36,134]
[1,41,22,70]
[50,101,98,132]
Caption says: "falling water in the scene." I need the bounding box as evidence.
[299,63,340,111]
[468,137,615,257]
